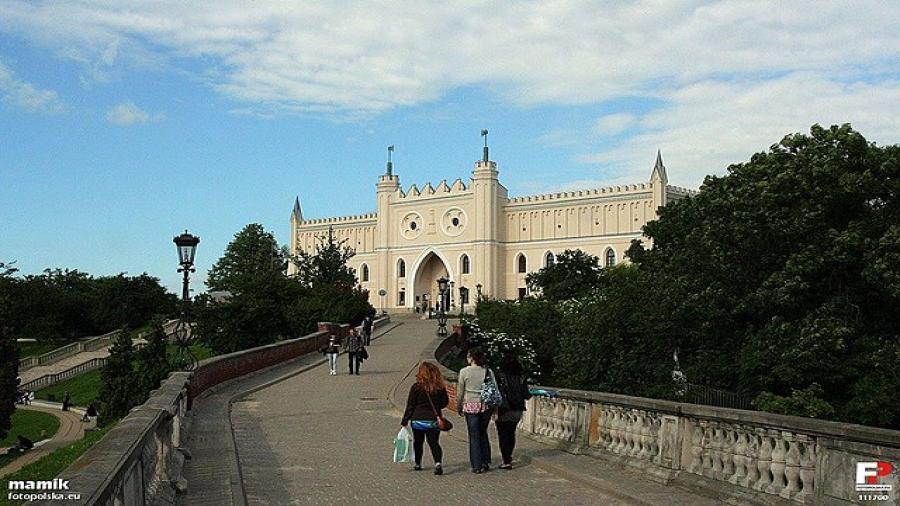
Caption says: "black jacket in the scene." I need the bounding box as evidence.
[402,384,449,425]
[497,372,531,413]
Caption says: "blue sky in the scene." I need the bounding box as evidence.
[1,1,899,294]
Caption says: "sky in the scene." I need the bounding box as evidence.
[1,1,899,294]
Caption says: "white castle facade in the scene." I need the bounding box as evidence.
[289,144,693,312]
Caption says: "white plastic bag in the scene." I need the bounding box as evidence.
[393,427,413,463]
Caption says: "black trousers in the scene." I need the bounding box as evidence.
[496,421,518,464]
[412,428,443,465]
[348,352,360,374]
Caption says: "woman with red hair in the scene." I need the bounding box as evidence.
[401,361,449,475]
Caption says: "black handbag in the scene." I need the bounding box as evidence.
[358,347,369,360]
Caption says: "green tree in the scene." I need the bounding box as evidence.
[526,249,603,302]
[627,124,900,427]
[291,227,358,288]
[475,298,562,379]
[208,223,287,294]
[0,262,19,441]
[135,319,172,398]
[98,328,140,425]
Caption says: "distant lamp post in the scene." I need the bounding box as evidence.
[476,283,483,301]
[460,286,468,315]
[172,230,200,370]
[449,280,455,311]
[436,276,449,336]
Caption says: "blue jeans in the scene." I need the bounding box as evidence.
[464,411,492,470]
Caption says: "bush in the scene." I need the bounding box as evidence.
[752,384,836,419]
[475,298,561,379]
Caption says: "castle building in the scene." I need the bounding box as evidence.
[289,142,694,312]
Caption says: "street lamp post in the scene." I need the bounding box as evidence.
[172,230,200,370]
[476,283,483,301]
[460,286,467,315]
[449,280,455,312]
[436,276,449,336]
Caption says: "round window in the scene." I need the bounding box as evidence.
[452,217,460,227]
[410,222,417,230]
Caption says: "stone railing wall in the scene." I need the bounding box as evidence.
[49,316,390,506]
[519,388,900,505]
[21,357,108,392]
[19,329,121,371]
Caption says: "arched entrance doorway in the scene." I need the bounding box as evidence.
[411,250,452,312]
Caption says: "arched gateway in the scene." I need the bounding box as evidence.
[410,248,452,311]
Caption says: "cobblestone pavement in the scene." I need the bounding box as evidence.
[230,320,623,506]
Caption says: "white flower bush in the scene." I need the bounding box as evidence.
[461,315,540,380]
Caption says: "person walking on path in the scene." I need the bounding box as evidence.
[345,329,363,375]
[401,362,449,475]
[62,392,71,411]
[495,353,532,469]
[362,316,373,346]
[321,334,341,375]
[457,347,494,473]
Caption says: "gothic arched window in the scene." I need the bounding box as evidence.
[517,254,527,273]
[605,248,616,267]
[461,254,471,274]
[398,259,406,278]
[545,252,555,267]
[361,264,369,282]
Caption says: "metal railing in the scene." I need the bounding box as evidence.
[682,383,752,410]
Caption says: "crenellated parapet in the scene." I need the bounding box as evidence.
[396,178,470,200]
[297,212,378,227]
[666,184,699,198]
[506,183,651,206]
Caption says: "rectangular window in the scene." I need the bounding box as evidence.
[460,288,469,304]
[399,290,406,306]
[518,287,527,300]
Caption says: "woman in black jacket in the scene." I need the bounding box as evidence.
[495,353,532,469]
[401,361,449,475]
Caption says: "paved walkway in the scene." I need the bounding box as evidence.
[0,402,91,478]
[180,319,718,505]
[18,350,110,384]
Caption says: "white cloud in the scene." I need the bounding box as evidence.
[578,73,900,187]
[594,113,637,135]
[0,1,897,115]
[0,60,65,113]
[105,101,163,125]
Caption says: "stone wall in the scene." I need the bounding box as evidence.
[520,388,900,505]
[45,317,389,506]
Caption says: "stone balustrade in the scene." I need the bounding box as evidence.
[45,316,390,506]
[519,388,900,505]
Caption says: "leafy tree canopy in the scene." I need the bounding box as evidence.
[526,249,603,301]
[291,227,358,288]
[207,223,287,293]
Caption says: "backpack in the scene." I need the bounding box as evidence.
[498,374,526,412]
[480,368,503,410]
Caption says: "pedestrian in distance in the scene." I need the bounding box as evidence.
[320,334,341,375]
[494,353,532,469]
[81,401,99,422]
[401,362,449,475]
[346,329,363,375]
[457,347,494,473]
[362,316,373,346]
[62,391,71,411]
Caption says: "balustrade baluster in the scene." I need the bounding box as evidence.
[766,429,787,496]
[729,427,747,485]
[649,415,661,464]
[780,432,801,500]
[708,422,723,479]
[721,426,735,480]
[796,436,816,503]
[753,428,772,491]
[637,412,651,459]
[743,428,759,488]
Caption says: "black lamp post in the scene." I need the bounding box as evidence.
[460,286,468,315]
[476,283,483,301]
[172,230,200,370]
[436,276,449,336]
[449,280,455,311]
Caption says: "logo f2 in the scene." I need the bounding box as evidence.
[857,462,894,485]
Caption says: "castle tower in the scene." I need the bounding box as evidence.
[470,130,507,297]
[650,150,668,213]
[375,146,400,302]
[288,197,303,275]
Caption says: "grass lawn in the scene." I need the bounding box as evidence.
[166,342,215,362]
[16,341,68,359]
[0,410,61,448]
[35,370,102,408]
[0,422,116,505]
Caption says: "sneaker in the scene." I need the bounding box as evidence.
[471,468,483,474]
[481,464,491,472]
[499,463,512,470]
[434,465,443,476]
[414,465,422,471]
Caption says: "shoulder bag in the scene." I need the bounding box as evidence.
[426,389,453,431]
